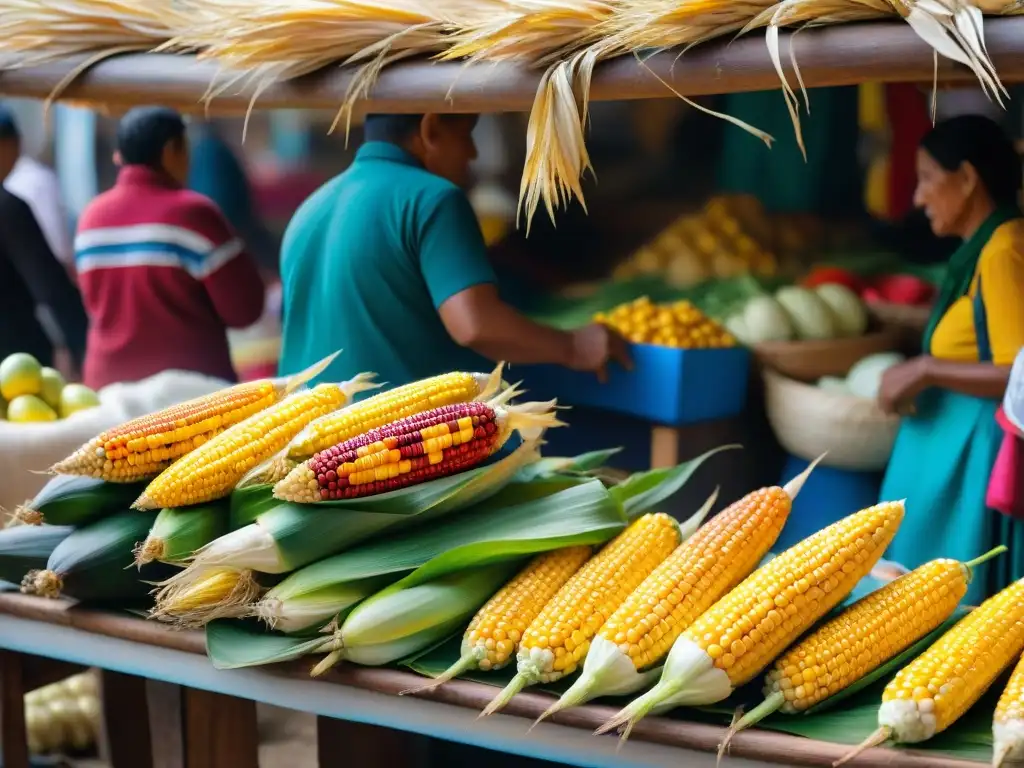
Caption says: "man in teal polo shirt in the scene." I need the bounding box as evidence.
[278,113,628,389]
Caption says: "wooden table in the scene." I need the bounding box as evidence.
[0,592,981,768]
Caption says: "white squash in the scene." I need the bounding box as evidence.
[774,286,838,340]
[815,283,869,337]
[741,295,796,343]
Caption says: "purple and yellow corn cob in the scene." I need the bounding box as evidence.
[242,364,508,488]
[273,390,559,503]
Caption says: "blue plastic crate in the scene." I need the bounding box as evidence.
[515,344,750,426]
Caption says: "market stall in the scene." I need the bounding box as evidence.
[0,4,1022,766]
[0,593,985,768]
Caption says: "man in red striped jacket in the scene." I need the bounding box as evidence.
[74,107,266,389]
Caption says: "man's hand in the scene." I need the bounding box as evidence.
[569,324,633,382]
[877,356,933,415]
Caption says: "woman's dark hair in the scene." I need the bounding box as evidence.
[920,114,1022,207]
[116,106,186,168]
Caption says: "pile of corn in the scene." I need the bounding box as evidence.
[612,196,782,289]
[23,671,100,756]
[594,297,736,349]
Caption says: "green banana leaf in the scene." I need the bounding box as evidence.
[512,448,623,482]
[207,619,329,670]
[611,445,739,520]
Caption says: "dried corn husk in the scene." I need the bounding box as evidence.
[451,0,776,229]
[748,0,1007,156]
[168,0,494,135]
[0,0,189,102]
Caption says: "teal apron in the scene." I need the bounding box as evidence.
[881,211,1024,604]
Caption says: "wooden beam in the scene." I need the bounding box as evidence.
[0,19,1021,114]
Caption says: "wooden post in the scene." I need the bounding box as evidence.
[0,650,29,768]
[184,688,259,768]
[147,680,185,768]
[317,717,419,767]
[99,669,154,768]
[650,426,680,468]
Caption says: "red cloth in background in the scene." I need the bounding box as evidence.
[885,84,932,221]
[75,166,266,388]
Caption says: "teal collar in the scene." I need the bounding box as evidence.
[355,141,422,168]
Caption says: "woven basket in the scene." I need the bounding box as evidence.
[754,325,902,382]
[763,369,901,471]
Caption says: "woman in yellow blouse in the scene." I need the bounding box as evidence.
[880,114,1024,604]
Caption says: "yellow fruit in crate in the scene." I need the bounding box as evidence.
[0,353,42,400]
[39,367,66,411]
[59,384,100,418]
[7,394,57,423]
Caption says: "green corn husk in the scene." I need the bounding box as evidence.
[203,446,727,669]
[152,440,544,626]
[134,502,229,567]
[511,447,622,482]
[23,511,177,604]
[252,475,616,635]
[0,524,74,583]
[311,560,523,675]
[251,444,730,636]
[11,476,147,526]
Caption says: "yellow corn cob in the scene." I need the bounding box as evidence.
[597,500,905,740]
[289,365,504,462]
[149,567,259,626]
[134,374,377,509]
[994,651,1024,767]
[51,354,337,482]
[480,512,682,717]
[243,364,506,487]
[402,546,593,695]
[837,578,1024,766]
[538,462,821,723]
[719,548,1005,759]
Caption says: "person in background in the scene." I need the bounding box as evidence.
[0,105,87,370]
[278,113,630,389]
[878,115,1024,604]
[2,116,74,267]
[187,118,281,275]
[74,106,265,389]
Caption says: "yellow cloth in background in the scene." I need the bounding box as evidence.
[931,219,1024,365]
[859,82,890,219]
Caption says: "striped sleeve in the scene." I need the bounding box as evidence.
[74,198,244,280]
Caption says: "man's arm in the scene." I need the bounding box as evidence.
[187,203,266,329]
[420,188,629,376]
[0,192,87,366]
